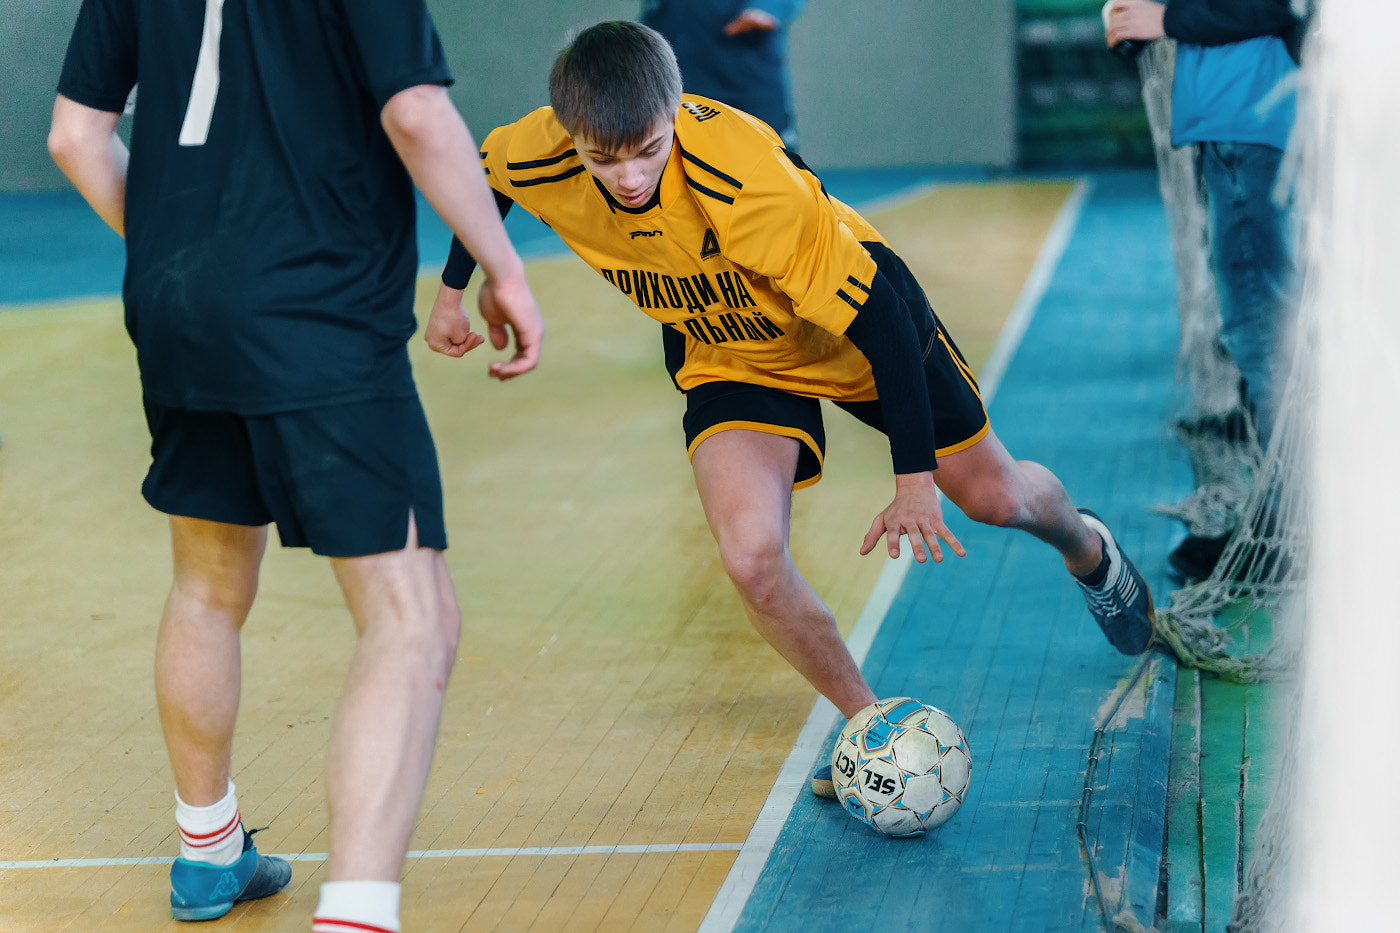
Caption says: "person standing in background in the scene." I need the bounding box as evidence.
[1105,0,1305,581]
[47,1,544,929]
[642,0,806,148]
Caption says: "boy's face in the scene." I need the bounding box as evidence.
[574,117,675,209]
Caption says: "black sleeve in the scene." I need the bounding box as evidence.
[1163,0,1301,47]
[56,0,139,113]
[662,324,687,392]
[842,271,939,474]
[441,189,516,289]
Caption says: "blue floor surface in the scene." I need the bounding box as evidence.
[729,171,1192,932]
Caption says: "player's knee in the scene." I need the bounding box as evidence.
[959,487,1025,529]
[382,594,459,679]
[438,601,462,668]
[720,535,788,599]
[427,599,462,674]
[170,574,259,623]
[398,556,461,673]
[397,618,457,681]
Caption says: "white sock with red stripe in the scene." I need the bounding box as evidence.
[312,881,401,933]
[174,779,244,866]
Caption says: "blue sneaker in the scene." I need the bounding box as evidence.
[170,830,291,921]
[811,763,837,799]
[1076,509,1156,656]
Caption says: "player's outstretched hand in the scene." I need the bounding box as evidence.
[860,471,967,563]
[426,282,486,358]
[478,272,545,380]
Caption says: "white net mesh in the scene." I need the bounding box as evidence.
[1133,37,1306,684]
[1131,21,1314,933]
[1151,347,1309,683]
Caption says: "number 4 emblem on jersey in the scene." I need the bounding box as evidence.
[180,0,226,147]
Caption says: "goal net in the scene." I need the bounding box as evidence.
[1133,1,1400,928]
[1133,35,1306,685]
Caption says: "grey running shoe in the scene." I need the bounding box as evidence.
[810,763,837,799]
[1076,508,1156,656]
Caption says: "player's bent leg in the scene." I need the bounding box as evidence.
[326,513,461,881]
[156,515,268,806]
[930,430,1098,568]
[691,430,876,719]
[933,430,1155,655]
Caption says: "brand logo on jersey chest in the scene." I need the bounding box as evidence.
[700,228,720,259]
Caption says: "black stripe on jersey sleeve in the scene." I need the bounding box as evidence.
[782,148,831,200]
[509,164,587,187]
[837,289,863,311]
[846,275,872,295]
[686,178,736,205]
[506,150,579,170]
[680,150,743,190]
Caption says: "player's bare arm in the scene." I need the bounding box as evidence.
[861,470,967,564]
[383,85,545,379]
[47,95,127,236]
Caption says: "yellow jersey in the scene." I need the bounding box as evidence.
[477,95,889,402]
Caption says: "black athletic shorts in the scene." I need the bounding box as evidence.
[682,245,989,489]
[140,396,447,557]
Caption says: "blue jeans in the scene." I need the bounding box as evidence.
[1199,141,1299,447]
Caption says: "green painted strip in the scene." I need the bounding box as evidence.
[1200,676,1249,931]
[1166,665,1205,927]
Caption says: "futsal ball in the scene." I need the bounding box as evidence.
[831,696,972,838]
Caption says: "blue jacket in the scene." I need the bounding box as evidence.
[1164,0,1302,149]
[641,0,806,136]
[1164,0,1306,63]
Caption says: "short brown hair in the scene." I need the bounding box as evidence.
[548,21,683,151]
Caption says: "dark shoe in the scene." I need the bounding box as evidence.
[1228,540,1295,585]
[1168,532,1230,583]
[1076,509,1156,656]
[170,830,291,921]
[811,763,837,799]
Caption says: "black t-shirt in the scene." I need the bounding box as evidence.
[57,0,453,413]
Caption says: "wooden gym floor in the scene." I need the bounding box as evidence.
[0,172,1273,931]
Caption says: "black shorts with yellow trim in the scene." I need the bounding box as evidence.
[681,243,989,489]
[683,381,829,488]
